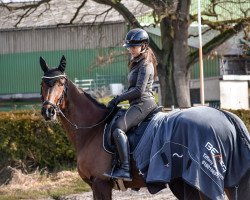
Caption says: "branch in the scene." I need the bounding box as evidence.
[92,0,161,55]
[187,18,250,68]
[57,0,88,26]
[93,0,141,27]
[0,0,51,11]
[69,0,87,24]
[188,27,212,38]
[15,6,35,27]
[202,17,250,30]
[0,0,52,27]
[190,0,249,24]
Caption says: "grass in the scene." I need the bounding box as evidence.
[0,167,90,200]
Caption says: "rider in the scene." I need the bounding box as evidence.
[104,28,158,181]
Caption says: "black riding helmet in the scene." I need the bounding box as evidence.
[123,28,149,48]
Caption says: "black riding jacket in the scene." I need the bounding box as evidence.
[118,53,155,105]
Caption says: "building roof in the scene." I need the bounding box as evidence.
[1,0,248,56]
[0,0,151,30]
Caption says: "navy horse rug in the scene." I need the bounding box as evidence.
[133,106,250,200]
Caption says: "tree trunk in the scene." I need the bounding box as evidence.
[172,0,191,108]
[157,0,191,108]
[158,17,176,107]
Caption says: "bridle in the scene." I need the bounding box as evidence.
[41,75,68,112]
[41,75,113,130]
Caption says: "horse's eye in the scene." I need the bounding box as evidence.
[45,79,56,87]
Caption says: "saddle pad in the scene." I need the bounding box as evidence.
[133,106,250,200]
[103,119,149,154]
[103,107,164,154]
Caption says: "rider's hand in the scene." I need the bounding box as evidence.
[107,96,120,109]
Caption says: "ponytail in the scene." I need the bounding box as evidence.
[145,47,158,80]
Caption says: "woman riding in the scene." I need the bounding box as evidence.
[104,28,158,181]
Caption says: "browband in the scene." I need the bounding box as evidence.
[42,74,67,79]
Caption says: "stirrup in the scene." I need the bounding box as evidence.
[103,164,116,179]
[117,176,132,182]
[103,169,132,181]
[111,169,132,181]
[103,171,113,179]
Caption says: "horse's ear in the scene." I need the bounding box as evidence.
[58,55,66,73]
[40,57,49,73]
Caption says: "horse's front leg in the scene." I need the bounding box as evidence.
[92,177,113,200]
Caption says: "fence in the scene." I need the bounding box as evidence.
[74,78,95,90]
[75,74,127,90]
[74,74,127,97]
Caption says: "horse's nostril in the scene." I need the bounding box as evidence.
[51,108,55,116]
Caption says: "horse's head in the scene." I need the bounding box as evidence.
[40,55,67,121]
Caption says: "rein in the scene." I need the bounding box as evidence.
[57,108,112,130]
[42,77,113,130]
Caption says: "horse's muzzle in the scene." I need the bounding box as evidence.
[41,106,56,121]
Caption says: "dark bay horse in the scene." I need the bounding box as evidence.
[40,56,250,200]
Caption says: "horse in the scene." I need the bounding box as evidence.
[39,55,250,200]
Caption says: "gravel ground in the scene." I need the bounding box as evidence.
[58,187,177,200]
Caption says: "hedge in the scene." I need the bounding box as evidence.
[0,109,249,171]
[228,109,250,131]
[0,110,75,171]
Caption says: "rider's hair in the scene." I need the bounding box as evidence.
[144,47,158,80]
[128,46,157,80]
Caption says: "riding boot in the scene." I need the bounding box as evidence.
[104,128,132,181]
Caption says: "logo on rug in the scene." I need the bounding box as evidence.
[172,153,183,158]
[204,142,227,173]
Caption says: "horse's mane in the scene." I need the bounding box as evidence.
[84,91,107,109]
[72,82,106,109]
[68,79,107,109]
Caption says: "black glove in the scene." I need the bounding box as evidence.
[107,96,120,109]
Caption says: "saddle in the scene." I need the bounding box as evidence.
[103,106,163,155]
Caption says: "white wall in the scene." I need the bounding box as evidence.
[220,81,249,110]
[190,77,249,109]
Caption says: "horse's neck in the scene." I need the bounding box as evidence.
[60,80,106,148]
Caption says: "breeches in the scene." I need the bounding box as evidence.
[111,99,157,133]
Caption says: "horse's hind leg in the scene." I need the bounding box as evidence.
[198,192,210,200]
[92,177,112,200]
[182,182,204,200]
[237,170,250,200]
[224,170,250,200]
[169,178,204,200]
[168,178,185,199]
[225,188,237,200]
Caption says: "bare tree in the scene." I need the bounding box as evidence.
[1,0,249,107]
